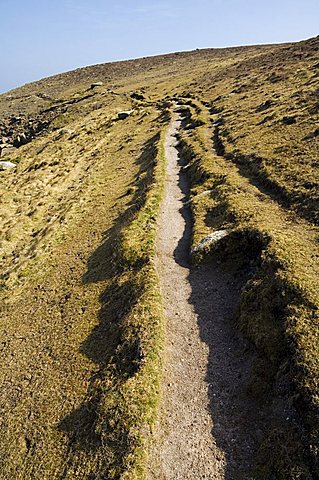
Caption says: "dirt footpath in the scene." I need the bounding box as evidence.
[148,112,262,479]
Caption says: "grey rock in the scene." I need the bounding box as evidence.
[61,128,75,135]
[90,82,103,88]
[191,230,229,255]
[118,110,133,120]
[130,92,145,101]
[35,92,52,100]
[1,146,16,157]
[55,128,75,140]
[0,161,16,171]
[282,116,296,125]
[10,116,22,124]
[13,133,28,147]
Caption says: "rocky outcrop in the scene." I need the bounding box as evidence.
[0,113,51,150]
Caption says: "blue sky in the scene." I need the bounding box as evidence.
[1,0,318,93]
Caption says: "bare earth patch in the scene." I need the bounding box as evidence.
[149,113,264,479]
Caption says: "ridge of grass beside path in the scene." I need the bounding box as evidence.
[177,100,319,479]
[54,108,171,479]
[97,109,170,479]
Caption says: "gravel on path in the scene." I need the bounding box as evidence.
[148,110,262,480]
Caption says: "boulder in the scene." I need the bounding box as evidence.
[36,92,52,100]
[130,92,145,101]
[13,133,28,147]
[90,82,103,89]
[282,116,296,125]
[118,110,133,120]
[0,161,16,171]
[9,116,22,124]
[1,146,16,157]
[61,128,75,135]
[191,230,229,256]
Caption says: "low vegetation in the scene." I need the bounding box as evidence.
[178,98,318,478]
[0,97,169,478]
[0,35,318,478]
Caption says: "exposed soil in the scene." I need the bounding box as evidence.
[148,111,265,479]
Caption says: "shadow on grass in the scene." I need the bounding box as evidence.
[173,144,265,479]
[213,123,319,226]
[58,132,161,477]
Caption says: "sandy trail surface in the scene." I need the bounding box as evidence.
[148,111,262,479]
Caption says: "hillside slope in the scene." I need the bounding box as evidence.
[0,36,318,479]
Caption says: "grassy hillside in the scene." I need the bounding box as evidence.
[0,36,318,478]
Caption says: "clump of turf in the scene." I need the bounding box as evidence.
[84,112,170,479]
